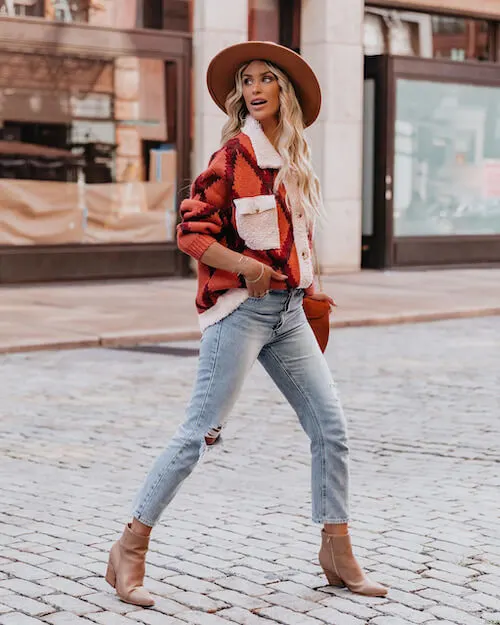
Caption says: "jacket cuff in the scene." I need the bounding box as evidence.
[179,233,217,260]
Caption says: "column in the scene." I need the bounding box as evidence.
[301,0,364,272]
[193,0,248,175]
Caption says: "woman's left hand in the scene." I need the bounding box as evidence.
[308,292,336,310]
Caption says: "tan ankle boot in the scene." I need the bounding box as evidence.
[106,524,155,607]
[319,530,388,597]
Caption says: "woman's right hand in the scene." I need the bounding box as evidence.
[243,260,287,298]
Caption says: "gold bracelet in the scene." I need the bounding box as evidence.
[245,263,265,284]
[236,255,248,276]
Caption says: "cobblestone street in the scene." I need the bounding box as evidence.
[0,317,499,625]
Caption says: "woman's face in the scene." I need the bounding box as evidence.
[241,60,280,125]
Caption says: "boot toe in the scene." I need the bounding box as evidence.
[364,578,388,597]
[124,587,155,607]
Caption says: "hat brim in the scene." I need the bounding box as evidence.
[206,41,321,128]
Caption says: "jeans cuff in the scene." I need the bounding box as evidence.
[132,511,156,528]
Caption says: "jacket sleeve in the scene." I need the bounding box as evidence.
[176,147,232,260]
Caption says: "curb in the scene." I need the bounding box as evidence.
[99,327,202,347]
[330,306,500,329]
[1,307,499,356]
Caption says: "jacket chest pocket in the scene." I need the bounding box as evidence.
[234,195,280,250]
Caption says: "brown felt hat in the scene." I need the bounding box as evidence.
[206,41,321,128]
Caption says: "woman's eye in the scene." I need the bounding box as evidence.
[263,75,274,83]
[243,78,253,86]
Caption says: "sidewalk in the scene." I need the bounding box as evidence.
[1,268,499,354]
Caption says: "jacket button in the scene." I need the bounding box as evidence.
[298,213,303,218]
[255,208,260,213]
[302,250,309,259]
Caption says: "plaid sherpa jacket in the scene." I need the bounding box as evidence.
[177,115,315,331]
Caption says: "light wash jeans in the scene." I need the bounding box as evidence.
[133,289,349,526]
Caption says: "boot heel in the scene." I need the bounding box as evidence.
[321,566,344,587]
[105,560,116,588]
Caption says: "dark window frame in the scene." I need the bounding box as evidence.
[279,0,301,53]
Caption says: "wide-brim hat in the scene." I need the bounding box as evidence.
[206,41,321,128]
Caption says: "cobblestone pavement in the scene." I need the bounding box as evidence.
[0,317,499,625]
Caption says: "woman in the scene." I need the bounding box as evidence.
[106,41,388,607]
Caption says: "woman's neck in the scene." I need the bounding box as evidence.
[259,117,279,150]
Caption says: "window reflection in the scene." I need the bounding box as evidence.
[0,0,44,17]
[364,8,492,62]
[141,0,192,32]
[0,0,93,22]
[49,1,90,23]
[0,1,194,29]
[432,17,490,61]
[394,79,500,236]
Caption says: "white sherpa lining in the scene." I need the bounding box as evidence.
[199,289,250,332]
[234,194,276,215]
[241,116,283,169]
[285,180,314,289]
[234,195,280,250]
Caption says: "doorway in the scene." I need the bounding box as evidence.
[362,56,392,268]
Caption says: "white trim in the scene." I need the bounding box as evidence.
[238,116,313,287]
[285,180,314,289]
[241,116,283,169]
[234,194,276,215]
[199,289,250,332]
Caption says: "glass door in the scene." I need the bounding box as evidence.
[362,55,394,268]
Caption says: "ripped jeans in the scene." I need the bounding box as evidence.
[132,289,350,526]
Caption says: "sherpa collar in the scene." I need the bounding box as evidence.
[241,116,283,169]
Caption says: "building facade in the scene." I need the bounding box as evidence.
[1,0,500,283]
[0,0,191,282]
[195,0,500,271]
[361,0,500,268]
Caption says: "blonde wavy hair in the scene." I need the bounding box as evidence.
[221,61,322,225]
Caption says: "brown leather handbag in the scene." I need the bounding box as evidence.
[303,245,330,353]
[303,295,330,352]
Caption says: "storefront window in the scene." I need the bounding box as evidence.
[432,16,490,61]
[164,0,192,31]
[249,0,280,43]
[50,0,90,23]
[364,8,492,61]
[141,0,192,31]
[0,51,177,246]
[393,79,500,236]
[0,0,43,17]
[0,0,98,22]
